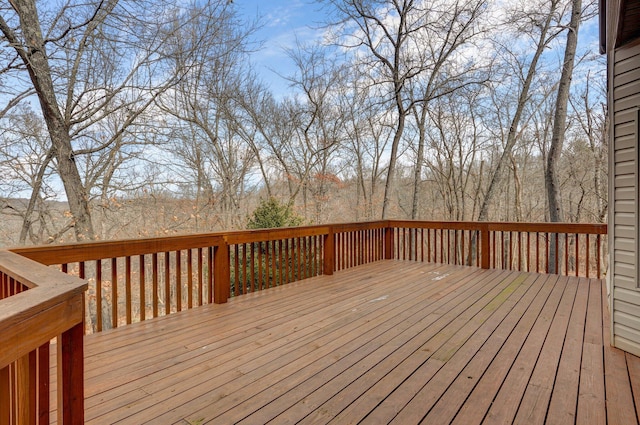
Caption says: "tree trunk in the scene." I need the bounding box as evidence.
[546,0,582,224]
[2,0,95,240]
[546,0,581,273]
[476,3,557,222]
[381,111,406,219]
[411,106,428,220]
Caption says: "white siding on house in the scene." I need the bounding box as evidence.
[611,38,640,357]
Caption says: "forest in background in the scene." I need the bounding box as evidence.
[0,0,607,247]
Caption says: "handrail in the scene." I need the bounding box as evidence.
[388,220,607,277]
[0,250,87,425]
[8,220,607,336]
[387,220,607,234]
[2,219,607,423]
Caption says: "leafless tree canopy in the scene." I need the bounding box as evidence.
[0,0,606,246]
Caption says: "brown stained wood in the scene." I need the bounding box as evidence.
[80,262,426,386]
[176,251,182,311]
[213,245,230,304]
[323,231,334,276]
[576,278,606,425]
[536,233,540,273]
[16,354,30,425]
[575,234,580,277]
[586,235,590,278]
[244,268,509,425]
[545,272,590,425]
[271,240,277,286]
[597,235,602,278]
[512,276,579,425]
[164,252,170,315]
[264,240,270,288]
[139,255,146,321]
[96,260,103,332]
[150,266,492,425]
[0,294,84,370]
[451,274,565,425]
[197,248,203,306]
[0,364,9,425]
[187,250,192,309]
[278,240,283,286]
[250,243,255,292]
[152,253,158,317]
[390,273,559,425]
[234,245,239,296]
[603,280,639,425]
[243,243,248,292]
[32,261,638,425]
[565,234,569,274]
[60,322,84,425]
[257,243,263,290]
[125,256,132,325]
[37,343,49,425]
[625,352,640,416]
[311,271,539,425]
[207,247,213,303]
[83,262,452,423]
[111,258,117,329]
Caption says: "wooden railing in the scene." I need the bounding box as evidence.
[9,220,607,337]
[2,219,607,422]
[0,251,86,425]
[389,221,607,278]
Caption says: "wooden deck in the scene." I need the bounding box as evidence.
[55,260,640,424]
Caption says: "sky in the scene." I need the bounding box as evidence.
[234,0,603,98]
[236,0,328,95]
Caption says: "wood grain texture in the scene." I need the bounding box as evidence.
[41,260,639,425]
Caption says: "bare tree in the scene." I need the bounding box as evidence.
[0,106,67,244]
[567,68,608,223]
[282,42,347,222]
[476,0,565,221]
[340,75,394,219]
[0,0,234,240]
[324,0,486,218]
[155,2,259,229]
[545,0,583,224]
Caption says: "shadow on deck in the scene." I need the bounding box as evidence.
[57,260,640,424]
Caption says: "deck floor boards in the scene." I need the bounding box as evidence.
[50,260,640,424]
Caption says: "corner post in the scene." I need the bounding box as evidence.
[59,315,84,425]
[481,224,490,269]
[323,227,334,275]
[384,223,394,260]
[214,240,230,304]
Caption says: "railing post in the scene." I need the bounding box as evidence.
[323,227,334,276]
[481,224,490,269]
[16,353,32,425]
[0,364,9,425]
[384,224,394,260]
[59,318,84,425]
[214,241,230,304]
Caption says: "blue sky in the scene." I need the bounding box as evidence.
[236,0,327,95]
[235,1,603,97]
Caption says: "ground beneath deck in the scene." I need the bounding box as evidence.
[60,261,640,424]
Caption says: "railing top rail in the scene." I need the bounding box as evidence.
[10,219,607,267]
[331,221,389,232]
[388,220,607,234]
[224,225,332,245]
[12,233,227,266]
[11,224,337,265]
[0,250,86,368]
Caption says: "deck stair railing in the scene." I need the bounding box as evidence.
[0,251,86,425]
[1,220,607,424]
